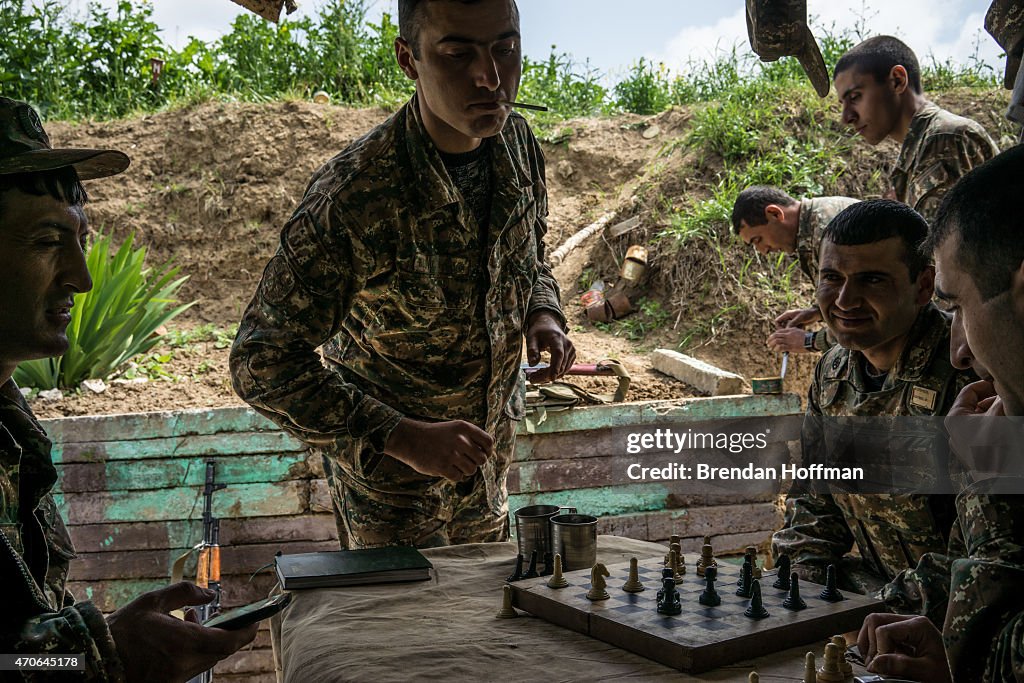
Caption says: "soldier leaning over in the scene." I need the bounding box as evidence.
[834,35,998,223]
[731,185,858,354]
[230,0,575,549]
[771,200,976,626]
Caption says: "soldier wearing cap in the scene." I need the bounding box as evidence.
[730,186,858,354]
[772,199,976,625]
[0,97,257,681]
[230,0,574,549]
[834,35,999,224]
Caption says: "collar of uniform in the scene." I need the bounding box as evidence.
[796,198,814,247]
[832,302,946,388]
[894,101,942,174]
[401,93,533,214]
[0,380,58,511]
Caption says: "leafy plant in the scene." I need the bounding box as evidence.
[13,232,195,390]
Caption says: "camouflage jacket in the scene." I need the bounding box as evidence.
[794,196,859,352]
[0,380,124,681]
[772,303,975,621]
[892,101,999,223]
[944,477,1024,682]
[230,95,562,508]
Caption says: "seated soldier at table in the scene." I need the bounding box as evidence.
[857,144,1024,683]
[0,96,257,682]
[771,200,976,625]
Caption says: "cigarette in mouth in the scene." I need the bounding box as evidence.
[500,100,549,112]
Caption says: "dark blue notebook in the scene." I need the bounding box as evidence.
[275,546,434,589]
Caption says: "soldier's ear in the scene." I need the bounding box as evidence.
[395,37,419,81]
[889,65,909,96]
[915,264,936,306]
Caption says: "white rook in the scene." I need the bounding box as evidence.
[650,349,745,396]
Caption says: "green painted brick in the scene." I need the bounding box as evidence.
[51,431,304,464]
[508,483,670,517]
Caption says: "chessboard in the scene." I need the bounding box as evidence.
[509,555,882,674]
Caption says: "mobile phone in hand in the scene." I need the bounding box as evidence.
[203,593,292,630]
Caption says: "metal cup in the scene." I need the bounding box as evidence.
[551,513,598,572]
[513,505,576,559]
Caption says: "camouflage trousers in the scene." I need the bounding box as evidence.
[322,416,515,549]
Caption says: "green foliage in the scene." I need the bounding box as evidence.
[596,298,670,341]
[614,58,673,115]
[13,233,195,390]
[520,47,606,120]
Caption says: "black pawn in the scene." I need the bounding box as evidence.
[506,553,524,582]
[657,576,682,615]
[782,572,806,611]
[819,564,844,602]
[744,580,769,619]
[738,553,752,586]
[699,566,721,606]
[541,551,554,577]
[772,555,791,590]
[522,550,539,579]
[736,561,753,598]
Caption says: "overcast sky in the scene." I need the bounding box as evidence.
[45,0,1005,83]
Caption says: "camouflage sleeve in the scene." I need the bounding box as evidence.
[230,193,404,453]
[5,602,124,682]
[910,131,998,224]
[943,477,1024,682]
[771,369,854,584]
[523,128,566,329]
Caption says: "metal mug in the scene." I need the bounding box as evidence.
[513,505,576,559]
[551,513,598,572]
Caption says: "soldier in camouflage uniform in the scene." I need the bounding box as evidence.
[230,0,574,549]
[856,145,1024,682]
[834,35,999,224]
[731,186,858,354]
[0,98,256,681]
[772,200,976,626]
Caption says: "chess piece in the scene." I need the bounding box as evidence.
[671,534,680,547]
[542,551,554,577]
[496,584,518,618]
[816,642,844,682]
[586,563,610,601]
[523,549,539,579]
[657,576,682,615]
[622,557,645,593]
[699,565,721,606]
[749,673,759,683]
[803,652,816,683]
[819,565,844,602]
[744,580,769,619]
[697,542,717,577]
[670,549,684,583]
[783,572,806,611]
[547,553,569,588]
[773,554,791,590]
[738,552,752,587]
[506,553,524,582]
[830,635,854,681]
[736,560,753,598]
[746,545,762,579]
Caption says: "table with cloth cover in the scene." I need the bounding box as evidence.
[272,535,873,682]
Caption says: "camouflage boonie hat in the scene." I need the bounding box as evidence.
[0,97,129,179]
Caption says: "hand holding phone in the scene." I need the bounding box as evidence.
[203,592,292,630]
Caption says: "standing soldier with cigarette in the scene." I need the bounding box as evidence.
[230,0,574,549]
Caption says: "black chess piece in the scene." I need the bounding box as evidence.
[744,580,770,619]
[772,555,791,590]
[699,565,721,606]
[522,550,540,579]
[736,560,753,598]
[819,564,844,602]
[657,576,682,615]
[738,553,752,587]
[541,551,554,577]
[782,572,806,611]
[506,553,524,582]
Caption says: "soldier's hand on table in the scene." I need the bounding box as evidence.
[525,311,575,382]
[385,418,494,482]
[856,613,952,683]
[775,306,821,328]
[107,582,258,683]
[766,327,810,353]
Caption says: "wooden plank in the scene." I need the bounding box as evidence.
[515,417,802,462]
[57,481,309,525]
[596,504,781,543]
[508,485,672,518]
[52,431,304,465]
[40,407,279,443]
[58,454,310,492]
